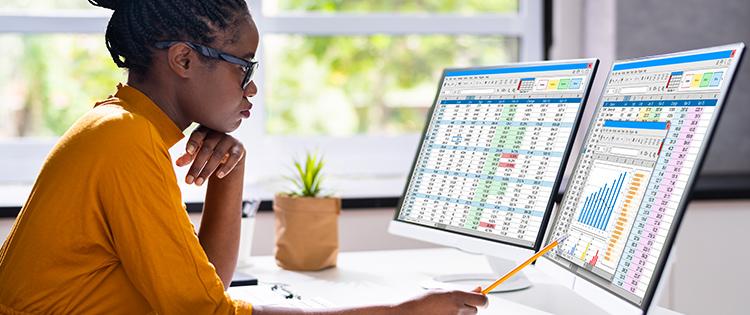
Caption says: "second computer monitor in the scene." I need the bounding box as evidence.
[545,43,745,312]
[390,59,599,257]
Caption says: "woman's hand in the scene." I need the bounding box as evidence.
[394,287,488,315]
[175,125,245,185]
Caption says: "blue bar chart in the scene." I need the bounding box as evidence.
[576,172,626,231]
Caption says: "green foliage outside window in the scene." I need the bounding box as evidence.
[0,0,519,138]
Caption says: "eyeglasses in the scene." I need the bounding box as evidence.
[155,41,258,90]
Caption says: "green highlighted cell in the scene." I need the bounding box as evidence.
[558,78,570,90]
[699,72,712,87]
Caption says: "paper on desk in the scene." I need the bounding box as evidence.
[228,284,335,309]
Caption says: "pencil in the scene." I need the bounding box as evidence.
[481,235,568,294]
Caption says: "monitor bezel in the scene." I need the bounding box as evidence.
[543,43,746,312]
[391,58,600,252]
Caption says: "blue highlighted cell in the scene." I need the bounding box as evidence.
[603,120,668,130]
[411,192,546,217]
[570,78,583,89]
[710,71,723,87]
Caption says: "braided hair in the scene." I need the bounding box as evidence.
[89,0,250,75]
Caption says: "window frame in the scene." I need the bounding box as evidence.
[0,1,544,196]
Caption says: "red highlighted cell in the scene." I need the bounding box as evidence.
[479,222,496,229]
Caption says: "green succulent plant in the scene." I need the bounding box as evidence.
[284,151,326,197]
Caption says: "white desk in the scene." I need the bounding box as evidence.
[228,248,680,314]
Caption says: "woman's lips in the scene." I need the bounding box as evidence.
[240,101,253,119]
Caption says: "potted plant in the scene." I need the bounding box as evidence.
[273,152,341,270]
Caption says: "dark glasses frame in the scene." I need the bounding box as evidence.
[155,41,258,90]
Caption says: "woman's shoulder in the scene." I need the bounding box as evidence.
[91,98,154,133]
[61,97,163,153]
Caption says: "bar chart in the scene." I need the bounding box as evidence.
[573,163,632,235]
[563,160,655,275]
[576,172,627,231]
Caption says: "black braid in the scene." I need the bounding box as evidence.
[89,0,249,75]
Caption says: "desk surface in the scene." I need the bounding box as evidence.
[229,248,682,315]
[230,248,550,314]
[228,248,584,314]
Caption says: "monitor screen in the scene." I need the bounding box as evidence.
[546,44,745,309]
[394,60,598,250]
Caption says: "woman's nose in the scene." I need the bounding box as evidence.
[244,80,257,98]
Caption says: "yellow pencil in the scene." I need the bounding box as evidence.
[481,235,569,294]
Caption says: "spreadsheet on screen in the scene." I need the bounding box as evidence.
[397,61,596,248]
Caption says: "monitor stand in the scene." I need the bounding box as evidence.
[421,256,532,293]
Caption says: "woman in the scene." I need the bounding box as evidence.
[0,0,488,314]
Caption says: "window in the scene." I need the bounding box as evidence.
[265,34,518,136]
[0,0,544,197]
[0,34,124,138]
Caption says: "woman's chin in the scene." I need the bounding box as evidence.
[226,118,244,132]
[229,119,242,132]
[201,120,241,133]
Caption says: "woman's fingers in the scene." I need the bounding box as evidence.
[458,305,479,315]
[215,143,245,178]
[456,290,488,309]
[194,138,236,184]
[176,126,209,166]
[187,126,209,154]
[178,126,246,185]
[185,132,222,184]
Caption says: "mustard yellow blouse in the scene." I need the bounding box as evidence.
[0,85,252,314]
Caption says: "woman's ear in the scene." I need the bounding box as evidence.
[166,43,194,79]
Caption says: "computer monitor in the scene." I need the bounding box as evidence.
[389,59,599,291]
[540,43,745,313]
